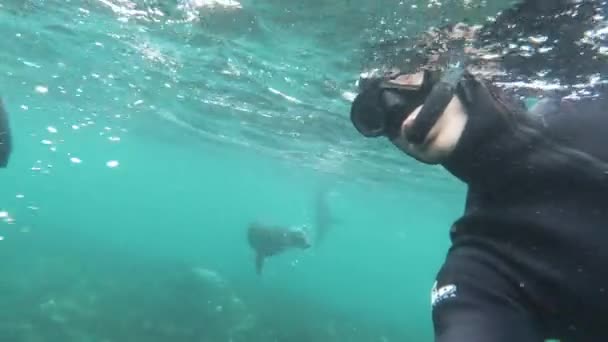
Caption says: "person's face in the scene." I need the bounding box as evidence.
[389,94,469,164]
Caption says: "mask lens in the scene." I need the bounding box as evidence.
[350,89,386,137]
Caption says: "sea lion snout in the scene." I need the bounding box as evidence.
[289,229,311,249]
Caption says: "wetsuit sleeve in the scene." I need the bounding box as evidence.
[0,98,12,168]
[535,90,608,164]
[440,75,608,189]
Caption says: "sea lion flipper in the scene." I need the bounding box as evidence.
[255,253,265,275]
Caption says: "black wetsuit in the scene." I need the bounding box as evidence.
[422,1,608,340]
[430,75,608,341]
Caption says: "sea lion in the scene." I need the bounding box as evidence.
[246,222,311,275]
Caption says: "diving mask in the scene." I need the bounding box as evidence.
[350,65,466,144]
[350,69,439,140]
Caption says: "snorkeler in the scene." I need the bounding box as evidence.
[0,98,12,168]
[246,222,311,275]
[349,1,608,341]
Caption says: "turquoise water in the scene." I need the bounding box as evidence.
[0,1,523,341]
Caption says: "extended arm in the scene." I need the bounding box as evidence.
[441,75,608,191]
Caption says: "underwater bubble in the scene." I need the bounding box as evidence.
[70,157,82,164]
[35,85,48,94]
[47,126,58,133]
[106,160,119,168]
[529,35,548,44]
[0,236,4,241]
[22,60,41,68]
[108,136,120,142]
[341,91,356,102]
[16,194,24,199]
[0,211,7,218]
[41,139,53,145]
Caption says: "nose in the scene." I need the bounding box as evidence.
[401,105,423,139]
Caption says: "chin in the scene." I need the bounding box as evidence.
[395,143,442,164]
[393,136,446,165]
